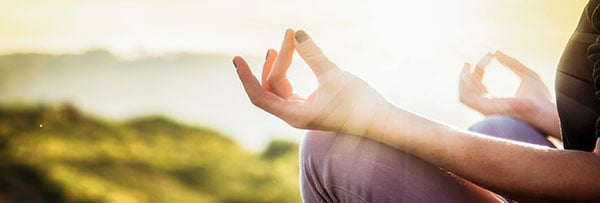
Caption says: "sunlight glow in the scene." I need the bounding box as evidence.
[482,60,521,98]
[0,0,589,150]
[370,1,461,58]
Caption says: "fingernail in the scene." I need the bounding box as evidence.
[295,30,309,43]
[232,59,238,69]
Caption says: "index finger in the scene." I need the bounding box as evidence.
[270,29,295,78]
[495,50,539,79]
[474,52,493,80]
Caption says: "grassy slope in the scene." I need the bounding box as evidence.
[0,104,301,203]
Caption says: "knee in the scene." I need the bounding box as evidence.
[299,130,347,179]
[299,130,363,167]
[298,130,341,202]
[299,131,389,202]
[468,115,542,142]
[469,115,517,132]
[299,131,490,202]
[300,131,336,162]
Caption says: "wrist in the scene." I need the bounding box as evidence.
[365,101,395,142]
[365,102,452,154]
[528,101,561,136]
[512,99,560,136]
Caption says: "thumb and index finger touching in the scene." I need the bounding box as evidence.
[259,29,338,84]
[466,51,539,81]
[232,29,338,115]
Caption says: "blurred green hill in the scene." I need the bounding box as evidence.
[0,104,301,203]
[0,50,292,154]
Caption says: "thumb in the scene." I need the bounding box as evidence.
[495,50,538,79]
[294,30,337,78]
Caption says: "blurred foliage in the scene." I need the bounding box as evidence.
[0,104,301,203]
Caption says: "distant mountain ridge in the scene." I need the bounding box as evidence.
[0,104,301,202]
[0,47,298,153]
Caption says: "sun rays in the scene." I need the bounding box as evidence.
[0,0,589,149]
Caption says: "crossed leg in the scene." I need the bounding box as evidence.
[300,115,555,203]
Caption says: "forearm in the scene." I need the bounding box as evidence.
[367,105,600,202]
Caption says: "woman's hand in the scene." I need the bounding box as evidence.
[233,29,392,136]
[459,51,560,136]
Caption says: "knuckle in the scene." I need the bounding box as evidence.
[459,96,468,104]
[307,53,327,66]
[287,116,315,129]
[249,96,262,106]
[287,119,307,129]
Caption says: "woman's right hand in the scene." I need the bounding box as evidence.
[459,51,560,136]
[233,30,392,136]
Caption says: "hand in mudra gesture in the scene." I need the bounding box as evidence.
[459,51,558,135]
[459,51,553,116]
[233,29,391,135]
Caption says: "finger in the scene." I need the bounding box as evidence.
[233,56,288,116]
[234,56,267,102]
[459,63,473,86]
[460,63,488,94]
[261,49,277,87]
[495,50,539,79]
[468,73,488,94]
[460,62,471,78]
[294,30,337,78]
[474,52,493,80]
[270,29,295,78]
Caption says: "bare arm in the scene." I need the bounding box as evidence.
[370,105,600,202]
[233,29,600,202]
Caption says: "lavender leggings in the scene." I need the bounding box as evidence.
[299,115,556,203]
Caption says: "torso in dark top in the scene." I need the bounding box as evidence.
[556,0,600,151]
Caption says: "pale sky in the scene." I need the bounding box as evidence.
[0,0,590,150]
[0,0,586,55]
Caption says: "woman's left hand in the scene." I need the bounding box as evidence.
[233,29,392,136]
